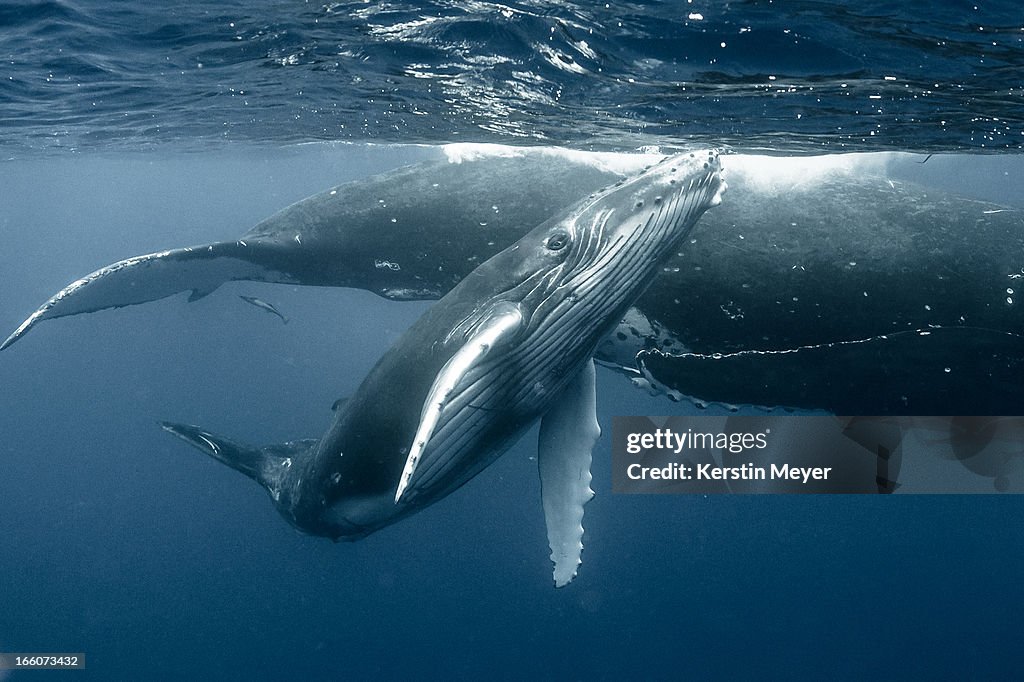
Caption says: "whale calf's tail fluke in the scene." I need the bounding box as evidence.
[160,421,315,501]
[1,241,298,351]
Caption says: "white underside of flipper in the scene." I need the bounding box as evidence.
[395,302,524,503]
[538,359,600,588]
[0,242,290,351]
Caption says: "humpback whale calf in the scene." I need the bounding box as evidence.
[3,146,1022,414]
[162,151,725,586]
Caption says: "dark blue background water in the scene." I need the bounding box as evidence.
[2,1,1023,679]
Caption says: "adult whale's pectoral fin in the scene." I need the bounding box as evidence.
[538,359,599,588]
[395,302,525,503]
[1,241,294,351]
[160,421,315,498]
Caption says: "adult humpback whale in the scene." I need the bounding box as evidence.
[162,151,726,586]
[3,146,1023,414]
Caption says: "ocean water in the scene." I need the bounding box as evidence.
[1,2,1023,680]
[2,0,1023,153]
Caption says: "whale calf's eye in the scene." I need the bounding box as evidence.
[546,232,569,251]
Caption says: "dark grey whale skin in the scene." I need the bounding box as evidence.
[4,152,1022,415]
[163,152,726,546]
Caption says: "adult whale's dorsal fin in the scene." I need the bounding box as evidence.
[395,302,525,503]
[538,359,599,587]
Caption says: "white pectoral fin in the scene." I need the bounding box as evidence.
[394,302,524,503]
[538,359,600,588]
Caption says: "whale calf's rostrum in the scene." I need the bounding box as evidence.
[163,151,726,585]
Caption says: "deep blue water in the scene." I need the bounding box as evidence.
[2,1,1024,680]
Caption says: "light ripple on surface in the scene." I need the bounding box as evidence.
[0,1,1022,154]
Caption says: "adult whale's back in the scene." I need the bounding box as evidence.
[240,150,632,297]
